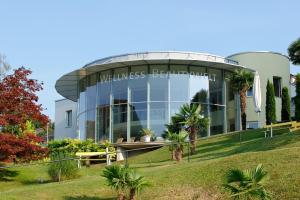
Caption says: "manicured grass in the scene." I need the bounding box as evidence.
[1,129,300,199]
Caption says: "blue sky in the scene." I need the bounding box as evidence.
[1,0,299,120]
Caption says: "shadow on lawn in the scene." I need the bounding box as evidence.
[64,195,115,200]
[0,167,19,181]
[190,131,300,162]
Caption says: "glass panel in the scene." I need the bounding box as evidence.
[130,102,147,141]
[189,66,209,103]
[112,104,127,142]
[210,105,224,135]
[78,112,86,140]
[112,68,128,104]
[209,69,223,105]
[97,106,110,142]
[86,85,96,109]
[150,102,168,137]
[149,65,168,101]
[79,91,86,113]
[170,65,189,102]
[86,110,95,140]
[98,70,111,106]
[129,66,148,103]
[225,71,236,132]
[87,74,97,87]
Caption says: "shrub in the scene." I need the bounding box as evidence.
[281,87,291,122]
[295,74,300,121]
[48,138,105,154]
[266,80,276,125]
[47,151,79,182]
[0,133,48,163]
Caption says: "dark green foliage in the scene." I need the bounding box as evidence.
[295,74,300,121]
[223,164,271,200]
[281,87,291,122]
[47,151,79,182]
[288,38,300,65]
[266,80,276,125]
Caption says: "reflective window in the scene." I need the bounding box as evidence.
[112,104,127,142]
[86,110,95,140]
[190,66,208,103]
[129,66,147,103]
[210,105,224,135]
[170,65,189,102]
[112,68,128,104]
[97,106,110,142]
[130,102,147,140]
[98,70,111,106]
[209,69,223,105]
[149,65,168,101]
[150,102,168,136]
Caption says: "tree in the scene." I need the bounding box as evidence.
[165,130,188,162]
[0,67,49,134]
[288,38,300,65]
[295,74,300,121]
[0,53,10,79]
[265,80,276,125]
[281,87,291,122]
[173,104,208,155]
[102,165,149,200]
[227,69,254,130]
[223,164,271,200]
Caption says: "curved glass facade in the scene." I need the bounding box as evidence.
[78,64,236,142]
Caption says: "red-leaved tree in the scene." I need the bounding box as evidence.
[0,133,48,163]
[0,67,49,134]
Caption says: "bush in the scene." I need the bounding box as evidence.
[0,133,48,163]
[266,80,276,125]
[48,138,105,154]
[47,151,79,182]
[281,87,291,122]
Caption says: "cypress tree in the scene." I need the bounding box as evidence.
[295,74,300,121]
[266,80,276,125]
[281,87,291,122]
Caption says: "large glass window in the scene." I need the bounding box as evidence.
[150,102,168,136]
[97,106,110,142]
[129,66,148,102]
[273,76,282,97]
[209,69,223,105]
[112,104,127,142]
[98,70,111,106]
[130,102,147,140]
[170,65,189,102]
[149,65,168,101]
[112,68,128,104]
[190,66,208,103]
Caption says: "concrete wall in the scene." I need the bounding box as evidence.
[54,99,78,140]
[228,52,290,127]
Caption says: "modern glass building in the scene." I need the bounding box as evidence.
[55,51,290,142]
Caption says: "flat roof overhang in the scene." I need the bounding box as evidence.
[55,51,248,101]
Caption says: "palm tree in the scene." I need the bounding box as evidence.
[224,164,271,200]
[227,69,254,130]
[174,103,208,154]
[288,38,300,65]
[165,130,189,162]
[126,169,150,200]
[102,165,128,200]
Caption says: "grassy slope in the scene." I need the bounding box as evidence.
[1,129,300,200]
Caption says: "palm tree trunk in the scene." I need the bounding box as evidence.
[189,126,197,154]
[172,149,176,160]
[118,192,126,200]
[175,146,183,162]
[129,189,136,200]
[240,90,247,130]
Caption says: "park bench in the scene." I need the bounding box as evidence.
[75,151,116,168]
[263,121,300,138]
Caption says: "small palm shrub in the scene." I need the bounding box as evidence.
[223,164,271,200]
[102,165,149,200]
[165,130,188,162]
[48,151,79,182]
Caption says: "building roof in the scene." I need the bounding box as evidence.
[55,51,246,101]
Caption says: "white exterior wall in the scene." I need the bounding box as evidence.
[54,99,78,140]
[228,52,290,128]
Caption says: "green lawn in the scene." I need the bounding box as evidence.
[1,129,300,200]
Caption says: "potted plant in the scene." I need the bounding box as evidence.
[141,128,154,142]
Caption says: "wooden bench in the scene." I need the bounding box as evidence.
[263,121,299,138]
